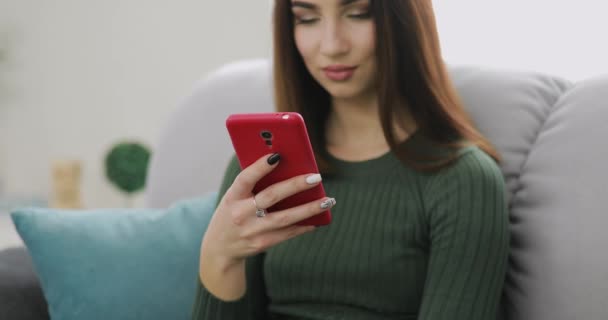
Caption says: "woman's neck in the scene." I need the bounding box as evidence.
[325,95,417,160]
[327,96,381,144]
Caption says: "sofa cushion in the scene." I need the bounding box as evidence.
[10,193,217,320]
[502,75,608,319]
[0,247,49,320]
[449,66,572,200]
[145,59,273,208]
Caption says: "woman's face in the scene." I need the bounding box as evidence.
[291,0,376,100]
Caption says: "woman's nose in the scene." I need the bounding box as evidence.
[319,20,350,57]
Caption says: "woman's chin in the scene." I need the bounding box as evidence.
[323,85,365,100]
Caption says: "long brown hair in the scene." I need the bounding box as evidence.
[272,0,500,173]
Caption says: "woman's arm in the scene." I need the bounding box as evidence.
[192,253,268,319]
[419,149,510,320]
[191,156,269,319]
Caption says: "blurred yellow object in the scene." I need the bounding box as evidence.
[51,160,83,209]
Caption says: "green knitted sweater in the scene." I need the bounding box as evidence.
[192,131,509,320]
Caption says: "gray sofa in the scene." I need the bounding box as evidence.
[0,247,48,319]
[2,59,607,319]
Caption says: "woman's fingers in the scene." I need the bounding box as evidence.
[247,197,336,235]
[253,173,322,210]
[226,152,325,228]
[229,153,281,197]
[212,152,336,258]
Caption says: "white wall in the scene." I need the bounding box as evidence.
[0,0,272,208]
[433,0,608,81]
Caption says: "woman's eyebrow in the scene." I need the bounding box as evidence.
[340,0,360,6]
[291,1,316,10]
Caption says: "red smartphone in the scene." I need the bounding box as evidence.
[226,112,332,226]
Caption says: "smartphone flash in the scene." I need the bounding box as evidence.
[282,114,290,120]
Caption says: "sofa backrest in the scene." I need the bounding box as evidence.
[145,59,608,320]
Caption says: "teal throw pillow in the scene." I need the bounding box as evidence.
[10,192,217,320]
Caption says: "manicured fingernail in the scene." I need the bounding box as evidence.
[305,174,322,185]
[320,198,336,209]
[267,153,281,165]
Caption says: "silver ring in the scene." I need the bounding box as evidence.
[252,195,267,218]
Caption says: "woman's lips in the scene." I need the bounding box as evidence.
[322,66,357,81]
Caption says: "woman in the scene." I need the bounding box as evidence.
[192,0,509,319]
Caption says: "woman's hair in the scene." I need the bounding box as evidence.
[272,0,501,173]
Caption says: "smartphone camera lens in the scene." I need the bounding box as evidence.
[261,131,272,139]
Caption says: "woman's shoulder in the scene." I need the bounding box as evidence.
[419,145,509,224]
[425,144,506,192]
[454,144,499,171]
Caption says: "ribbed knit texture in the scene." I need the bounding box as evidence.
[192,132,509,320]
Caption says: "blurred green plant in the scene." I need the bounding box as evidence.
[104,141,151,200]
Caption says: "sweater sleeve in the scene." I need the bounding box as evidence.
[418,149,510,320]
[191,155,269,320]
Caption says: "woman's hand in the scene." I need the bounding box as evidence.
[199,153,335,300]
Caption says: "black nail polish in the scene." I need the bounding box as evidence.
[267,153,281,165]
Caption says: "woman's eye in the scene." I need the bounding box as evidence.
[347,11,372,19]
[294,16,319,25]
[296,18,315,25]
